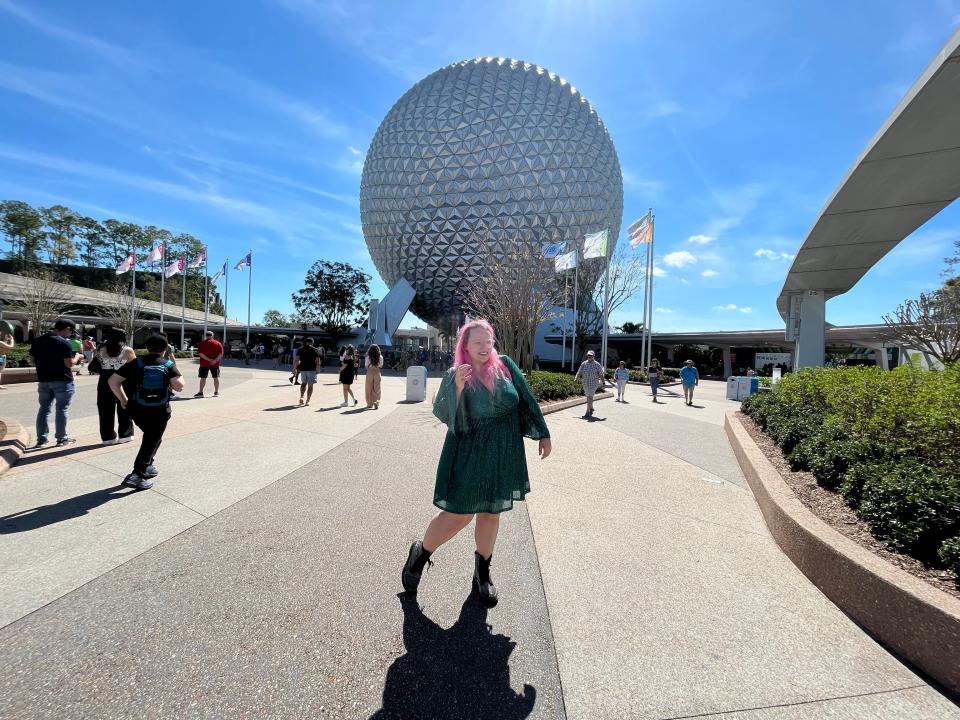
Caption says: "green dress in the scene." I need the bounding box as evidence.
[432,355,550,514]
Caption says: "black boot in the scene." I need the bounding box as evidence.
[402,540,432,593]
[473,551,498,607]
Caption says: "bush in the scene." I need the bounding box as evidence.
[939,537,960,587]
[0,344,34,368]
[858,461,960,562]
[525,370,583,402]
[766,412,818,455]
[741,389,777,429]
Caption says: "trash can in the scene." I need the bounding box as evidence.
[738,376,758,400]
[406,365,428,402]
[726,376,740,400]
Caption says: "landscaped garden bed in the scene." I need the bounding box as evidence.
[740,364,960,594]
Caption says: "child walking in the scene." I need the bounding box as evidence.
[614,361,629,401]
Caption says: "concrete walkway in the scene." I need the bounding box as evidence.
[0,366,956,718]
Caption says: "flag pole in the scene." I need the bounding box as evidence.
[245,251,252,346]
[646,213,656,368]
[562,272,568,368]
[180,258,187,352]
[601,230,611,372]
[129,247,136,341]
[640,244,649,370]
[203,248,209,336]
[223,261,229,346]
[571,244,579,372]
[159,243,165,335]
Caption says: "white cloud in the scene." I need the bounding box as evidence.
[740,307,753,314]
[663,250,697,268]
[347,145,362,156]
[655,307,674,314]
[652,265,667,278]
[754,248,795,260]
[712,304,753,314]
[620,168,664,197]
[701,269,719,277]
[688,234,715,245]
[713,303,740,311]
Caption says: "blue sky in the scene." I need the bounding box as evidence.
[1,0,958,332]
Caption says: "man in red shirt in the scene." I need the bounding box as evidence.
[194,331,224,398]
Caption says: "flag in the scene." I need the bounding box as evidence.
[189,247,206,269]
[115,251,134,274]
[234,252,251,271]
[555,251,577,272]
[628,213,653,247]
[165,257,185,279]
[542,241,565,260]
[210,261,227,284]
[582,229,609,259]
[147,243,164,262]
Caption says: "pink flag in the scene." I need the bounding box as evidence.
[148,243,164,262]
[115,251,134,274]
[164,257,185,279]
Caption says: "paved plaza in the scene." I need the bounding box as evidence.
[1,364,957,719]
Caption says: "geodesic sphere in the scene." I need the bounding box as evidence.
[360,57,623,334]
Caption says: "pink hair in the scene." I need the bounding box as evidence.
[453,318,511,392]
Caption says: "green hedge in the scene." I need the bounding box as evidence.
[741,364,960,586]
[0,344,33,368]
[526,370,584,402]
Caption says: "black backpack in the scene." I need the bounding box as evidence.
[134,358,173,407]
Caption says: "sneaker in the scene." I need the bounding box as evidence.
[193,392,204,399]
[299,398,304,406]
[56,437,77,447]
[32,439,49,450]
[102,438,119,446]
[122,472,154,490]
[339,401,348,407]
[213,392,219,397]
[142,465,159,479]
[118,435,134,443]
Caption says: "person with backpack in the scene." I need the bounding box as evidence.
[108,334,184,489]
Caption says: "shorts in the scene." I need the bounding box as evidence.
[198,366,221,378]
[300,370,317,385]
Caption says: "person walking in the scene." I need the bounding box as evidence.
[339,345,358,407]
[365,344,383,409]
[96,330,136,445]
[289,342,301,385]
[400,319,551,607]
[680,359,700,406]
[647,358,663,403]
[109,334,184,489]
[82,336,96,370]
[0,327,14,390]
[614,361,629,402]
[573,350,604,417]
[194,330,224,398]
[295,338,320,406]
[29,319,84,448]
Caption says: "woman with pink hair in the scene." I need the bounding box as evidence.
[401,319,551,607]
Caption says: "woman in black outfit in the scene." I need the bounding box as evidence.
[339,345,358,407]
[97,330,136,445]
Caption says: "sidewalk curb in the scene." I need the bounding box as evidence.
[724,410,960,697]
[0,417,29,477]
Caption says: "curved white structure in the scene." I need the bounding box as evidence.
[779,29,960,367]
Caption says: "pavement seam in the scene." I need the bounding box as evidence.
[653,684,931,719]
[551,409,747,491]
[522,502,571,720]
[534,477,772,540]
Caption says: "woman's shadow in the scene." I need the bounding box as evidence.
[370,594,536,719]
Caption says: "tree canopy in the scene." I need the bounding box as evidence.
[291,260,371,339]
